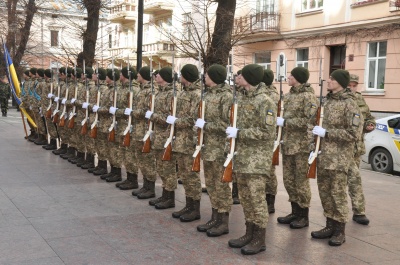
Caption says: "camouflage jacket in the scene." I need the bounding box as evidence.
[74,80,89,124]
[59,78,74,119]
[97,81,117,134]
[149,83,174,151]
[115,81,130,139]
[282,83,318,155]
[173,79,201,154]
[40,79,54,115]
[0,82,10,99]
[50,80,64,114]
[36,78,48,113]
[132,82,152,142]
[352,90,376,157]
[21,79,32,107]
[319,89,362,171]
[260,83,279,106]
[202,83,232,162]
[234,85,277,174]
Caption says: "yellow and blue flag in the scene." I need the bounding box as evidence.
[3,43,37,127]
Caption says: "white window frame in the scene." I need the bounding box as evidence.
[296,48,309,68]
[254,52,271,69]
[302,0,324,12]
[366,41,387,90]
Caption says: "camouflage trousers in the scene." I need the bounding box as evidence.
[108,139,125,168]
[45,116,58,139]
[133,142,157,182]
[124,138,138,174]
[348,156,366,215]
[317,168,349,223]
[282,153,311,208]
[32,107,46,135]
[0,97,8,113]
[85,134,96,155]
[203,160,232,213]
[237,173,268,228]
[155,150,177,191]
[69,125,85,153]
[175,153,202,201]
[95,132,109,161]
[265,164,277,195]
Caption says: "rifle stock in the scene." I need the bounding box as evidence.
[162,143,172,161]
[191,152,201,172]
[81,122,88,135]
[67,116,75,128]
[272,145,280,165]
[108,128,115,142]
[52,112,59,124]
[122,133,130,147]
[46,109,52,119]
[221,160,233,183]
[191,74,205,172]
[142,137,151,153]
[89,125,97,138]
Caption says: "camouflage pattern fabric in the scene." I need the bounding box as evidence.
[175,152,201,200]
[0,81,10,113]
[42,80,58,139]
[348,156,365,215]
[57,78,74,145]
[237,173,268,228]
[133,143,157,182]
[68,80,85,152]
[155,150,176,191]
[95,132,109,161]
[32,78,46,135]
[317,89,362,223]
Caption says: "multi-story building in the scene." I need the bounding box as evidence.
[233,0,400,114]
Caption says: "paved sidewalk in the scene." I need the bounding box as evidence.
[0,111,399,265]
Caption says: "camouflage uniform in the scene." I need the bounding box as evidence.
[41,79,58,140]
[69,79,87,154]
[0,81,10,115]
[317,89,362,223]
[235,85,277,229]
[348,90,375,216]
[57,78,74,146]
[202,83,233,213]
[281,83,318,208]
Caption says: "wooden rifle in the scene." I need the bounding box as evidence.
[108,59,117,142]
[45,69,54,119]
[90,63,100,139]
[58,65,69,127]
[122,63,133,147]
[81,61,90,135]
[192,73,205,172]
[142,57,154,153]
[162,71,178,161]
[307,58,324,179]
[52,66,61,123]
[221,74,238,183]
[68,63,78,129]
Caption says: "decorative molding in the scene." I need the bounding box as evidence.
[351,0,388,8]
[295,9,323,17]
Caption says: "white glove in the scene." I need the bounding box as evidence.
[195,118,206,129]
[226,126,238,138]
[166,115,178,125]
[61,98,67,105]
[71,98,76,104]
[82,102,89,109]
[124,108,132,116]
[145,110,153,119]
[54,97,59,102]
[277,117,285,127]
[312,126,326,137]
[47,93,54,99]
[109,106,118,115]
[92,105,99,112]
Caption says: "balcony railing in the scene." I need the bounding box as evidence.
[389,0,400,11]
[234,12,280,34]
[143,42,175,55]
[109,46,137,58]
[109,1,136,21]
[143,0,174,14]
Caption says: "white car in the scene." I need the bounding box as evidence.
[362,114,400,173]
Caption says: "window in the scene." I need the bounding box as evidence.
[302,0,324,11]
[388,117,400,130]
[256,0,275,13]
[296,48,309,68]
[182,12,191,23]
[367,41,387,90]
[50,30,59,47]
[108,34,112,48]
[254,52,271,69]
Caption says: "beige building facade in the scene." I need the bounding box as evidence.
[233,0,400,114]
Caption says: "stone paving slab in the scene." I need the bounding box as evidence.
[1,111,400,264]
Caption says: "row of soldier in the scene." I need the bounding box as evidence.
[20,62,374,255]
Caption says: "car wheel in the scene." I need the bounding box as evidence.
[370,148,393,174]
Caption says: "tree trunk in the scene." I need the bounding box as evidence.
[80,0,101,67]
[205,0,236,69]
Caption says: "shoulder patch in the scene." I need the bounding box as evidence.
[266,110,274,125]
[352,113,361,127]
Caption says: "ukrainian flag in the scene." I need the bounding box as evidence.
[3,43,36,127]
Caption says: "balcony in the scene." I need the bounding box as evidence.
[109,1,137,23]
[234,12,280,36]
[142,41,175,68]
[143,0,174,14]
[109,46,137,64]
[389,0,400,11]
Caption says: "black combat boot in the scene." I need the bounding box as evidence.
[352,214,370,225]
[228,222,254,248]
[119,173,138,190]
[61,147,76,159]
[149,187,165,205]
[197,208,218,232]
[81,153,95,169]
[277,202,298,224]
[34,134,47,145]
[106,168,122,182]
[207,212,229,237]
[76,153,87,167]
[180,199,201,222]
[132,179,148,196]
[241,225,266,255]
[172,197,192,218]
[137,180,156,199]
[155,190,175,209]
[100,166,116,180]
[328,221,346,246]
[28,130,37,142]
[290,207,309,229]
[69,151,84,164]
[52,143,68,155]
[232,182,240,205]
[93,160,108,175]
[266,194,275,214]
[43,138,57,150]
[311,217,334,239]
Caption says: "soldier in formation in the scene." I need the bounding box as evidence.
[0,75,10,117]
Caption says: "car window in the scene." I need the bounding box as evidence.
[388,118,400,129]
